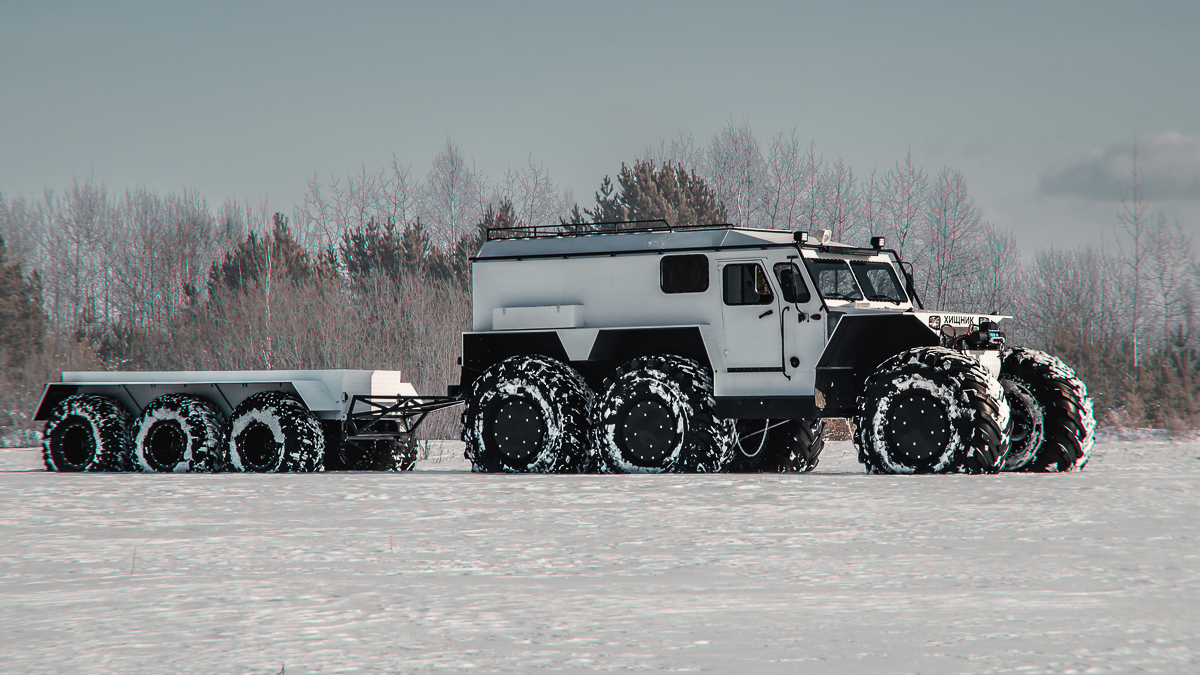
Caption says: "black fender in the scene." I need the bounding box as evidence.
[814,313,939,417]
[460,327,712,392]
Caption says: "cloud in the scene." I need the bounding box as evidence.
[1038,131,1200,201]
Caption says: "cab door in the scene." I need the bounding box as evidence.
[773,260,825,393]
[719,260,783,372]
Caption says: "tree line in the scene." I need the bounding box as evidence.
[1,123,1197,442]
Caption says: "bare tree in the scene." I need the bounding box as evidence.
[879,150,929,265]
[495,156,571,229]
[421,139,484,248]
[921,167,985,310]
[818,157,861,243]
[1117,139,1153,371]
[761,129,811,230]
[706,119,766,227]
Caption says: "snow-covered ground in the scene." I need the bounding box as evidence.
[0,439,1197,674]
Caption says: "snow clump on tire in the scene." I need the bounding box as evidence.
[42,394,132,472]
[461,354,593,473]
[132,394,226,473]
[999,347,1094,472]
[854,346,1009,474]
[592,355,734,473]
[226,391,324,473]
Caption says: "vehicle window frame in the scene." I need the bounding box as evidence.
[803,258,864,302]
[849,260,908,304]
[722,262,775,306]
[772,262,811,304]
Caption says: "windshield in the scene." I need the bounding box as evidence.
[850,261,908,303]
[806,259,863,301]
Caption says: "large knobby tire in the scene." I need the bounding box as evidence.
[42,395,132,472]
[593,355,734,474]
[853,347,1010,474]
[132,394,225,473]
[461,355,593,473]
[728,418,826,473]
[999,348,1094,472]
[226,391,324,473]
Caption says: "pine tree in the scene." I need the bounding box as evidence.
[586,160,727,229]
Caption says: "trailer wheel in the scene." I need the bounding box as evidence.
[227,391,324,473]
[131,394,225,473]
[462,355,593,473]
[593,355,734,473]
[728,418,826,472]
[42,394,131,472]
[999,348,1094,472]
[853,347,1009,474]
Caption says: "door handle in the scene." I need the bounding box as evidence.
[758,309,774,319]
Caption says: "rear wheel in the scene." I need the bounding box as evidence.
[728,418,826,472]
[853,347,1009,474]
[226,391,324,473]
[42,395,131,472]
[132,394,225,473]
[999,348,1094,472]
[593,355,733,473]
[461,355,593,473]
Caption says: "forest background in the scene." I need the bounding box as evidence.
[1,122,1197,443]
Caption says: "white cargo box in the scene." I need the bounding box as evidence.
[34,369,418,421]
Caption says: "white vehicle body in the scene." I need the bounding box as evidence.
[463,226,1005,419]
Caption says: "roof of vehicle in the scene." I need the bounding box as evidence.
[474,224,802,261]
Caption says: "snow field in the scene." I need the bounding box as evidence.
[0,439,1197,673]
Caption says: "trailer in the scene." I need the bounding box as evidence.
[33,369,461,472]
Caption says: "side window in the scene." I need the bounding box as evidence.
[773,263,811,304]
[723,263,774,305]
[660,254,709,294]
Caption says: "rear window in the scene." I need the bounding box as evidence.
[660,254,709,293]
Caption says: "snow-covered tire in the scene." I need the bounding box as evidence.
[131,394,225,473]
[461,355,593,473]
[226,391,324,473]
[999,348,1094,472]
[728,418,826,472]
[853,347,1010,474]
[592,355,734,473]
[42,394,132,472]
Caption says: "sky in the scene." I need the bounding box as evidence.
[1,1,1197,254]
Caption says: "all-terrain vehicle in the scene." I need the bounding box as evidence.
[457,222,1095,474]
[32,221,1094,476]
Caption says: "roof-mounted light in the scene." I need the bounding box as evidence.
[793,231,809,244]
[870,236,885,249]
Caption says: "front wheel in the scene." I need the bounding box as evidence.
[999,348,1094,472]
[461,355,593,473]
[853,347,1009,474]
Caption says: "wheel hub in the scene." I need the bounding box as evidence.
[51,417,95,470]
[489,397,545,462]
[145,420,187,470]
[238,421,281,471]
[620,399,677,465]
[884,391,951,468]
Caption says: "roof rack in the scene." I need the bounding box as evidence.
[485,219,736,242]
